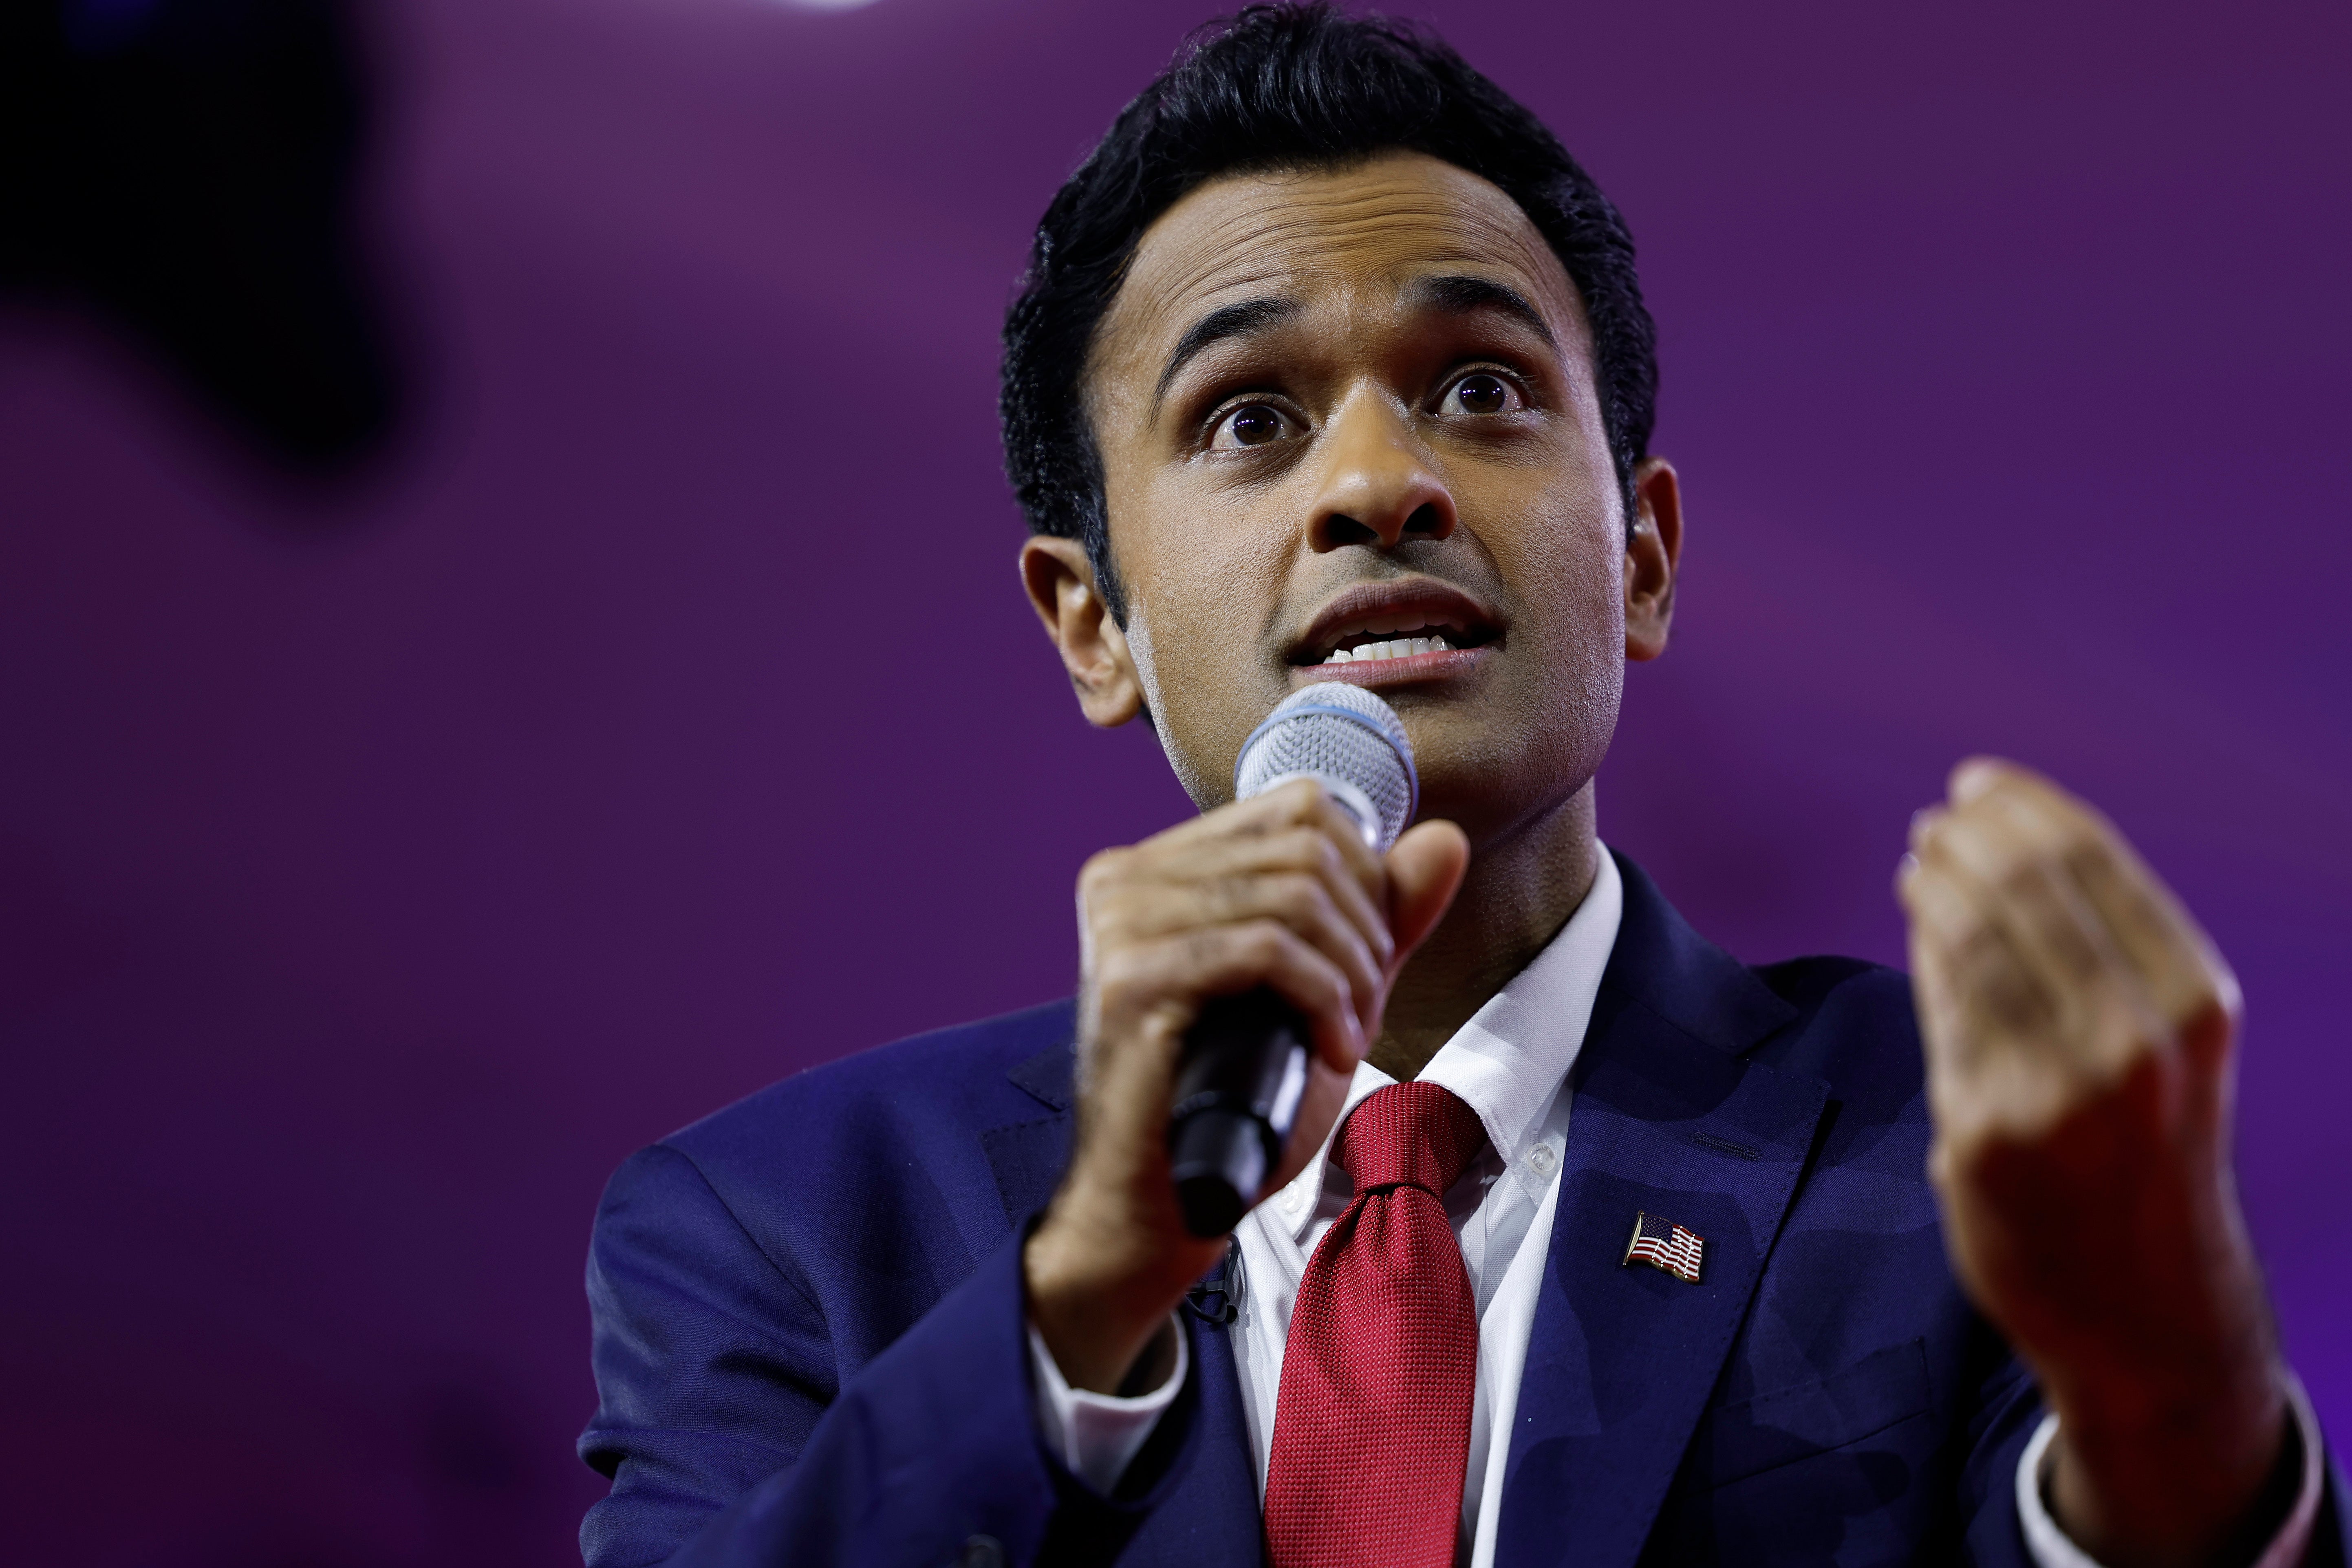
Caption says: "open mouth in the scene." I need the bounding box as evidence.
[1288,580,1505,672]
[1313,620,1495,665]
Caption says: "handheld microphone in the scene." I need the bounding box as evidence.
[1166,682,1418,1237]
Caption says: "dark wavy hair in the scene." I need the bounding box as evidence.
[999,2,1658,623]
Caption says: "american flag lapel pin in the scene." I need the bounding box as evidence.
[1622,1210,1705,1284]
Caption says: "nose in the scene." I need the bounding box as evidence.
[1303,387,1457,553]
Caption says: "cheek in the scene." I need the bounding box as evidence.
[1130,510,1285,645]
[1484,494,1627,781]
[1506,493,1627,659]
[1105,474,1298,802]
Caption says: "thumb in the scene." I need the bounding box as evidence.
[1384,818,1470,970]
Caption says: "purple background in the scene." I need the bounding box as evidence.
[4,0,2347,1561]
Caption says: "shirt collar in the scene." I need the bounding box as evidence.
[1276,845,1625,1232]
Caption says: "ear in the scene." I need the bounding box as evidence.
[1019,535,1146,728]
[1624,457,1682,663]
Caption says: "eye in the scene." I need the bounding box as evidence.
[1450,373,1517,415]
[1212,402,1290,450]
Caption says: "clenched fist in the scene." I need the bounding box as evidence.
[1900,760,2292,1568]
[1024,780,1468,1395]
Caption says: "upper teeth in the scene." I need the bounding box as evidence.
[1321,634,1451,665]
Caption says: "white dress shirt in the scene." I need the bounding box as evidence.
[1028,845,2323,1568]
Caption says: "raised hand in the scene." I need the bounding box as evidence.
[1900,759,2291,1568]
[1024,780,1468,1394]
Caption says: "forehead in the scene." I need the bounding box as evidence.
[1096,150,1585,373]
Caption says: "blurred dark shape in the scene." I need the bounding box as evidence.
[0,0,404,476]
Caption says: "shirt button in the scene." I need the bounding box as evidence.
[1283,1189,1308,1215]
[1527,1145,1558,1176]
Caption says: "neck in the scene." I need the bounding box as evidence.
[1368,782,1600,1081]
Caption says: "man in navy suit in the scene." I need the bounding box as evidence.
[577,7,2342,1564]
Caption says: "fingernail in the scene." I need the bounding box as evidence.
[1951,757,2003,803]
[1895,851,1920,883]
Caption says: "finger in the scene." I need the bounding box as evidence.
[1923,767,2116,1017]
[1149,777,1387,910]
[1922,1009,2083,1145]
[1120,822,1393,970]
[1973,786,2186,1052]
[1976,776,2237,1030]
[1900,871,2076,1140]
[1901,885,1966,1090]
[1096,919,1367,1075]
[1904,903,2092,1148]
[1948,761,2234,1035]
[1948,754,2015,806]
[1090,869,1384,1027]
[1936,812,2173,1084]
[1241,777,1389,921]
[1900,842,2063,1056]
[1385,819,1470,970]
[1105,827,1383,973]
[1921,798,2114,1010]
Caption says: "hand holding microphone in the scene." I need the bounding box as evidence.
[1024,684,1467,1396]
[1167,683,1424,1235]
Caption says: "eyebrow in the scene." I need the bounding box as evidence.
[1152,296,1300,407]
[1407,274,1558,349]
[1147,276,1556,411]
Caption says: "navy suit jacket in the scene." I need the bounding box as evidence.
[579,851,2347,1566]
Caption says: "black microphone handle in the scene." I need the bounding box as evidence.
[1166,989,1309,1237]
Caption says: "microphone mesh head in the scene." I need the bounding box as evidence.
[1232,682,1418,851]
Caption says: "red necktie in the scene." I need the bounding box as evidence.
[1265,1080,1487,1568]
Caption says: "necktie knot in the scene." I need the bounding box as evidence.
[1333,1080,1486,1199]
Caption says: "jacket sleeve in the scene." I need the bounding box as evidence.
[1958,1354,2352,1568]
[575,1142,1204,1568]
[1953,1355,2051,1566]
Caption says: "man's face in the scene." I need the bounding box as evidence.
[1028,151,1676,849]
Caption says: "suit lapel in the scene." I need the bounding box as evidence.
[1497,854,1827,1568]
